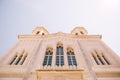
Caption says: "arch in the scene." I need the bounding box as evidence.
[9,55,18,65]
[43,47,53,66]
[9,50,28,65]
[56,43,64,66]
[67,47,77,66]
[101,52,110,65]
[91,52,100,65]
[91,49,110,65]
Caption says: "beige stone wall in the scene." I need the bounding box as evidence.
[0,27,120,80]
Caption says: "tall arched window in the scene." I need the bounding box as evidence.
[56,43,64,66]
[15,55,23,65]
[9,50,27,65]
[19,54,27,65]
[91,50,110,65]
[67,47,77,66]
[9,55,17,65]
[101,53,110,65]
[43,47,53,66]
[91,53,100,65]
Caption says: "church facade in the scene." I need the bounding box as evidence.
[0,26,120,80]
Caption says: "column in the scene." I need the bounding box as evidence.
[52,45,56,69]
[64,46,68,68]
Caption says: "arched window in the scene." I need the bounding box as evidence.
[91,53,100,65]
[9,50,27,65]
[75,33,78,35]
[92,50,110,65]
[9,55,17,65]
[56,43,64,66]
[43,47,53,66]
[101,53,110,65]
[19,54,27,65]
[67,47,77,66]
[42,33,45,35]
[15,55,23,65]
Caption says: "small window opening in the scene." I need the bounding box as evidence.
[36,31,40,34]
[42,33,45,35]
[80,31,84,35]
[75,33,78,35]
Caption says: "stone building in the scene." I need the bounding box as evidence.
[0,26,120,80]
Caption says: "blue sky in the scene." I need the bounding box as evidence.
[0,0,120,56]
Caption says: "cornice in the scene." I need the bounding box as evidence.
[35,69,84,72]
[0,65,25,75]
[18,33,102,40]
